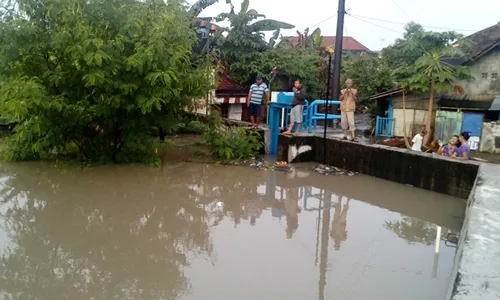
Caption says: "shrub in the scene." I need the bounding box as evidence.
[198,113,263,161]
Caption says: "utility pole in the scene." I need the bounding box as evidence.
[332,0,346,100]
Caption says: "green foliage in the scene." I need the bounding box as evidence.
[0,0,211,163]
[381,22,465,81]
[341,56,396,100]
[188,0,219,17]
[404,48,470,93]
[279,28,323,50]
[231,47,324,97]
[198,112,263,161]
[209,0,294,83]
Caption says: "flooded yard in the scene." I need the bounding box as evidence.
[0,162,465,300]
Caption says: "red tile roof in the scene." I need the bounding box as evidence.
[210,53,248,96]
[217,73,246,91]
[284,36,371,52]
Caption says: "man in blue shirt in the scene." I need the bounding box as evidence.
[247,76,270,129]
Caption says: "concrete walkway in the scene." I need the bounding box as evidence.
[447,163,500,300]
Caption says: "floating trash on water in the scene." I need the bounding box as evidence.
[313,165,357,176]
[216,201,224,207]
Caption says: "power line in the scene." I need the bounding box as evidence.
[390,0,412,21]
[349,14,404,34]
[305,11,479,33]
[350,13,479,32]
[307,15,336,30]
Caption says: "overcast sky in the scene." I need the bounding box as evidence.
[191,0,500,51]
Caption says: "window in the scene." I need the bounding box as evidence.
[492,73,499,79]
[481,72,488,79]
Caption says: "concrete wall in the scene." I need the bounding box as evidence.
[457,46,500,95]
[479,121,500,153]
[445,163,500,300]
[277,135,479,198]
[393,108,428,137]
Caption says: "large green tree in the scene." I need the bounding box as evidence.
[211,0,294,84]
[381,22,463,81]
[404,48,469,143]
[0,0,211,163]
[341,56,396,101]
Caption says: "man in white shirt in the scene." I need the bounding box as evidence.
[411,129,427,151]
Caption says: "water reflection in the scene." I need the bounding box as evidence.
[284,188,299,238]
[0,162,464,300]
[331,197,349,250]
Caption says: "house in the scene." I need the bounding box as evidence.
[369,22,500,152]
[282,36,373,55]
[195,72,250,121]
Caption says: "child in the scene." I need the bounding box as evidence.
[411,129,427,152]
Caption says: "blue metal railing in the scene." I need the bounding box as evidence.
[375,116,394,137]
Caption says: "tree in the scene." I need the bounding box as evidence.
[404,48,469,144]
[278,28,324,50]
[213,0,294,83]
[0,0,211,163]
[381,22,463,81]
[341,56,395,101]
[385,216,443,246]
[229,47,325,98]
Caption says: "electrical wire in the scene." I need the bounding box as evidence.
[307,14,336,30]
[390,0,412,21]
[305,11,479,33]
[350,13,479,32]
[349,14,404,34]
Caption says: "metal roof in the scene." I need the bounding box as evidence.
[489,96,500,111]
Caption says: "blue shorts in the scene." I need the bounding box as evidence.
[249,103,261,117]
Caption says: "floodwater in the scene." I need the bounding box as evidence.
[0,162,465,300]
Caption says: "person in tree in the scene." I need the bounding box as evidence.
[246,75,270,129]
[283,80,306,136]
[458,132,472,160]
[339,79,358,141]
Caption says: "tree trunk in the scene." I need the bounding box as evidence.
[159,126,166,142]
[402,89,411,149]
[112,122,120,163]
[424,82,435,145]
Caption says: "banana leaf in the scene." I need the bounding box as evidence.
[249,19,294,32]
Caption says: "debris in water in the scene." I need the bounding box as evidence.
[216,201,224,207]
[313,165,357,176]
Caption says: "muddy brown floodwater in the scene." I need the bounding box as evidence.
[0,161,465,300]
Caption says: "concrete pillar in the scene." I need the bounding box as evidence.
[228,104,243,121]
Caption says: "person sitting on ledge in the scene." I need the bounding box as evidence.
[457,131,472,160]
[437,135,459,157]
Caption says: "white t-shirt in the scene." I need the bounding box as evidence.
[412,134,423,151]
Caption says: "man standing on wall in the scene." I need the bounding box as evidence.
[339,79,358,141]
[247,75,270,129]
[283,80,306,136]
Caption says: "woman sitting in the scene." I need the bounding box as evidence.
[457,132,472,160]
[437,135,459,158]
